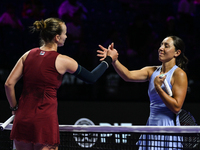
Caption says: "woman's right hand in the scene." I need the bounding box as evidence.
[107,43,118,62]
[97,43,119,62]
[97,45,108,61]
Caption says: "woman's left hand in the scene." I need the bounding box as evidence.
[154,74,166,88]
[12,111,16,115]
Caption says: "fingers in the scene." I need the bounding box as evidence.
[159,74,166,80]
[108,45,111,50]
[110,42,114,50]
[97,54,105,57]
[98,43,118,62]
[97,50,105,54]
[108,42,114,50]
[97,53,106,61]
[99,58,104,61]
[99,43,115,51]
[99,45,107,51]
[12,111,16,115]
[97,48,106,61]
[154,75,166,87]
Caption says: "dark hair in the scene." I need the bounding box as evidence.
[30,18,64,44]
[168,36,188,71]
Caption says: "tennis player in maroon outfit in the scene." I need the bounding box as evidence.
[5,18,118,150]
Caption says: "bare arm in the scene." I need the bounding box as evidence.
[56,54,78,75]
[112,60,156,82]
[154,68,188,114]
[5,51,29,114]
[97,43,156,82]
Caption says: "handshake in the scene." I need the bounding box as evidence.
[97,42,119,63]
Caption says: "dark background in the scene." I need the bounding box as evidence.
[0,0,200,125]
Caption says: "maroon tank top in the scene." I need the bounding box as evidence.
[10,48,63,146]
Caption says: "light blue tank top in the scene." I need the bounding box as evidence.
[137,65,182,149]
[147,65,179,126]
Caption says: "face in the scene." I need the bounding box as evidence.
[158,37,180,63]
[57,23,67,47]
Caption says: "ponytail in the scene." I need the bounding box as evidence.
[30,18,64,44]
[169,36,188,71]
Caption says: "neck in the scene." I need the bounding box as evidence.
[161,60,176,74]
[40,43,58,52]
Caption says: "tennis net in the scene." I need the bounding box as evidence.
[1,124,200,150]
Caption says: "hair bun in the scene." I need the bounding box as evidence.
[33,20,46,31]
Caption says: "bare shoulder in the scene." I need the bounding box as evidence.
[57,54,75,62]
[137,66,158,81]
[24,50,30,56]
[172,67,188,85]
[142,66,158,72]
[21,50,31,63]
[173,67,187,78]
[57,54,78,67]
[56,54,78,74]
[143,66,158,77]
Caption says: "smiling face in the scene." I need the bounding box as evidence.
[158,37,181,63]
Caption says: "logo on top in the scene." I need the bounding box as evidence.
[40,51,45,55]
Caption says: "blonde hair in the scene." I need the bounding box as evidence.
[30,18,64,44]
[33,20,46,31]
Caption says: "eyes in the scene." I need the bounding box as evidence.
[160,42,170,48]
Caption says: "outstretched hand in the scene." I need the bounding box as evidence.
[97,43,118,62]
[97,45,107,61]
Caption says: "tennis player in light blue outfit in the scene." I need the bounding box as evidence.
[97,36,188,150]
[137,65,183,149]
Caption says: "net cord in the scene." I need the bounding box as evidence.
[1,123,200,133]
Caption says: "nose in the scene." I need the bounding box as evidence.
[158,46,163,53]
[159,45,164,51]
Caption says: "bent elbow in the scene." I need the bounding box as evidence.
[5,81,14,89]
[123,77,130,82]
[4,82,10,89]
[123,78,129,82]
[173,107,182,114]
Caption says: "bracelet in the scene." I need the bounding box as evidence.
[102,56,112,68]
[10,104,18,111]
